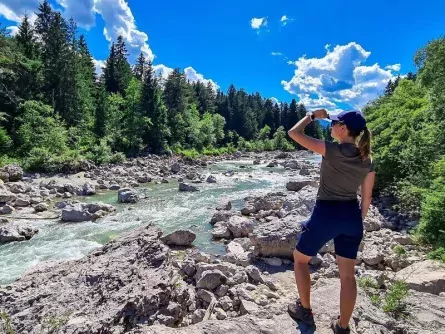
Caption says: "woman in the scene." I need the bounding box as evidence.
[287,109,375,334]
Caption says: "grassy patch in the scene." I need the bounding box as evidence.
[42,312,71,333]
[393,245,407,256]
[1,311,16,334]
[427,247,445,262]
[358,276,379,290]
[382,281,409,318]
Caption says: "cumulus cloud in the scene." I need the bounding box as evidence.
[0,1,38,23]
[152,65,219,91]
[385,63,401,72]
[270,97,280,105]
[6,26,19,36]
[184,67,219,91]
[282,42,396,109]
[94,0,154,63]
[250,17,267,29]
[93,58,106,76]
[56,0,95,29]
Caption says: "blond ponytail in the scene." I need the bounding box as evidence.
[358,127,372,160]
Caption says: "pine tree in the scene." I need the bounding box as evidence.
[263,99,275,131]
[104,42,118,93]
[385,79,393,96]
[140,61,169,152]
[35,0,53,40]
[193,81,214,115]
[163,68,190,145]
[16,14,36,59]
[273,103,281,134]
[281,102,290,130]
[115,36,132,96]
[133,52,146,81]
[94,82,108,138]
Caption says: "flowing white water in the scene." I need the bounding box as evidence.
[0,157,320,284]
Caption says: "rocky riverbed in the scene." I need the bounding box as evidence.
[1,152,445,333]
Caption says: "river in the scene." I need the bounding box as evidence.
[0,156,320,284]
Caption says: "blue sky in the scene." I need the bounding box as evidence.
[1,0,445,111]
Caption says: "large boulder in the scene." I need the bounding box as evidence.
[82,182,96,196]
[0,204,14,214]
[161,230,196,246]
[9,182,28,194]
[118,188,139,203]
[0,184,16,203]
[286,180,318,192]
[0,221,38,244]
[179,183,199,192]
[0,164,23,182]
[227,216,254,238]
[15,194,31,207]
[61,202,116,222]
[395,260,445,295]
[242,192,285,215]
[0,224,178,333]
[250,214,306,258]
[196,270,227,290]
[210,211,236,225]
[206,175,217,183]
[223,241,253,267]
[211,223,231,239]
[362,244,384,266]
[170,163,181,174]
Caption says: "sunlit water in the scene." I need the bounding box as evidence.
[0,157,320,284]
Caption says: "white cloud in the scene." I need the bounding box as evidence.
[282,42,396,109]
[93,0,154,63]
[0,1,38,23]
[298,94,337,109]
[270,97,279,105]
[6,26,19,36]
[152,65,219,91]
[271,52,283,56]
[280,15,291,26]
[184,67,219,91]
[56,0,95,29]
[93,58,106,76]
[153,64,174,82]
[250,17,267,29]
[385,63,401,72]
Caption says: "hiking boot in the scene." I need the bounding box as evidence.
[331,318,350,334]
[287,299,315,327]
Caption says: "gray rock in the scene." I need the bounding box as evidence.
[0,221,38,244]
[214,308,227,320]
[191,309,206,324]
[161,229,196,246]
[211,223,231,239]
[0,185,16,203]
[362,245,384,266]
[266,161,278,167]
[0,204,14,214]
[118,188,139,203]
[64,183,83,195]
[363,216,381,232]
[224,241,252,267]
[253,159,261,165]
[14,194,31,207]
[286,180,318,192]
[299,167,311,176]
[179,183,199,192]
[216,201,232,211]
[197,289,215,304]
[215,285,229,298]
[82,182,96,196]
[217,296,232,311]
[309,254,324,266]
[196,270,227,290]
[170,163,181,174]
[206,175,217,183]
[227,216,254,238]
[210,211,233,225]
[34,203,49,212]
[245,265,264,284]
[239,300,259,315]
[9,182,28,194]
[109,184,120,190]
[61,202,116,222]
[250,214,305,258]
[262,257,283,267]
[275,152,289,159]
[0,224,173,333]
[395,260,445,295]
[392,234,415,245]
[1,164,23,182]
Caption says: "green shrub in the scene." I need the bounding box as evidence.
[382,281,409,317]
[427,247,445,262]
[110,152,126,164]
[86,139,112,165]
[0,127,12,155]
[393,245,407,256]
[358,276,379,290]
[417,178,445,247]
[1,311,15,334]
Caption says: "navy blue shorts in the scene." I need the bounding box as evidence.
[296,200,363,259]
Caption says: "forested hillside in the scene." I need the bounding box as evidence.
[0,0,323,172]
[364,37,445,258]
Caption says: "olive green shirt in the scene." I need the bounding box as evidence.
[317,141,374,200]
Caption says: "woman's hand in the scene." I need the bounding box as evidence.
[313,109,328,119]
